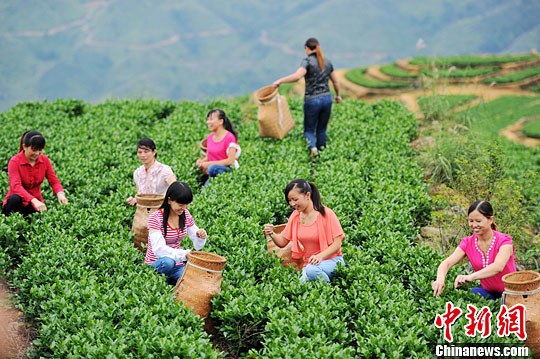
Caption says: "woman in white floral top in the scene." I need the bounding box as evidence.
[126,138,177,206]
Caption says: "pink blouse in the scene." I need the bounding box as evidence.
[458,231,516,293]
[133,161,174,195]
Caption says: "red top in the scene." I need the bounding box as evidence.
[3,151,64,208]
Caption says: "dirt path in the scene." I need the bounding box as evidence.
[500,116,540,148]
[0,280,30,359]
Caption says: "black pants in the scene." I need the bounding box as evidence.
[1,194,36,216]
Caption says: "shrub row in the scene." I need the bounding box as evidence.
[0,97,522,357]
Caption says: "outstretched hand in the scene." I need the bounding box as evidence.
[454,274,472,289]
[432,280,445,297]
[197,229,207,239]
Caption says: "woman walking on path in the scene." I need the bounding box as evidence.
[273,37,341,159]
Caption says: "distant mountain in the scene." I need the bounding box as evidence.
[0,0,538,111]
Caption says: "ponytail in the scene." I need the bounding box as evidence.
[284,179,326,216]
[305,37,325,71]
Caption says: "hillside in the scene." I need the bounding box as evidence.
[1,0,539,111]
[1,53,539,356]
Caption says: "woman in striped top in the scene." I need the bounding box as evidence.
[144,181,207,285]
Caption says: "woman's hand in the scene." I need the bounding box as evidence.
[263,224,274,238]
[432,279,445,297]
[308,253,324,265]
[31,198,47,212]
[197,160,209,170]
[57,192,68,205]
[454,274,473,289]
[272,80,281,87]
[334,95,342,103]
[126,196,137,206]
[196,229,207,239]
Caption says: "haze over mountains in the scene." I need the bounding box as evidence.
[1,0,539,111]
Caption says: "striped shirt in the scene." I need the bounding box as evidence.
[144,208,195,264]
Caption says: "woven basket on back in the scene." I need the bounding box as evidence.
[265,223,303,271]
[174,251,227,318]
[503,270,540,351]
[254,85,295,140]
[130,194,164,252]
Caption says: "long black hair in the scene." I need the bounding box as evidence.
[207,109,238,140]
[468,200,497,230]
[160,181,193,237]
[304,37,325,71]
[19,130,45,152]
[284,179,325,216]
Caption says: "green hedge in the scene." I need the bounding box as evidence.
[411,54,538,67]
[421,66,499,78]
[482,66,540,84]
[0,98,523,357]
[522,119,540,139]
[345,68,413,89]
[379,63,417,79]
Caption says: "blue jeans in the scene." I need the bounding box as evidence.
[205,165,231,185]
[303,95,333,150]
[301,255,344,283]
[471,286,502,300]
[151,257,186,285]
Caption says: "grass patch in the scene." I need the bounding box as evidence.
[379,63,417,79]
[411,54,539,67]
[345,67,413,89]
[421,66,499,78]
[522,118,540,139]
[482,66,540,84]
[418,95,477,112]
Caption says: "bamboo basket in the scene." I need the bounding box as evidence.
[174,251,227,318]
[265,224,303,271]
[254,85,295,140]
[199,138,207,158]
[130,194,164,252]
[502,270,540,292]
[502,270,540,352]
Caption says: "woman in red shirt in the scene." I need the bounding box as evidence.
[264,179,345,282]
[2,131,68,216]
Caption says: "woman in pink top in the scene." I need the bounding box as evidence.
[432,200,516,300]
[264,179,345,282]
[196,109,240,185]
[2,130,68,216]
[126,138,177,206]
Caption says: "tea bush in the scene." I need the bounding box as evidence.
[0,97,524,357]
